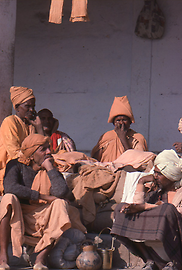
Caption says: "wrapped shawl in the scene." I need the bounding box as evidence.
[91,129,148,162]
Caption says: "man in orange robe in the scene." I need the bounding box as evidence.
[0,86,43,195]
[0,134,86,270]
[91,96,148,162]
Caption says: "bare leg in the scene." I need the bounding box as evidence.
[35,243,53,265]
[0,205,12,268]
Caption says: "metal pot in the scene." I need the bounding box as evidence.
[76,240,102,270]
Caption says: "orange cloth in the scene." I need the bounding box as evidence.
[108,96,135,123]
[70,0,89,22]
[53,150,97,172]
[71,164,121,224]
[0,115,35,195]
[91,129,148,163]
[0,194,71,257]
[18,134,50,166]
[49,0,89,24]
[30,169,86,233]
[112,149,156,171]
[10,86,35,109]
[49,0,64,24]
[0,169,86,257]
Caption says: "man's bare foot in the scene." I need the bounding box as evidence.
[33,262,48,270]
[0,262,10,270]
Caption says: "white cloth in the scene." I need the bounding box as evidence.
[154,149,182,182]
[121,168,154,203]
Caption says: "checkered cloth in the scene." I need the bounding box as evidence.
[111,203,182,270]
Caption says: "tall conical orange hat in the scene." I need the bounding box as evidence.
[108,96,135,123]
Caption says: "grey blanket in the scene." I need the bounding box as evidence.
[111,203,182,270]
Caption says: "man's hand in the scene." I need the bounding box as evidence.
[120,203,145,214]
[114,122,131,151]
[173,142,182,153]
[28,115,44,135]
[39,194,57,204]
[120,202,158,214]
[155,201,164,206]
[41,156,54,171]
[115,122,127,139]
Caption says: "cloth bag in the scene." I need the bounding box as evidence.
[135,0,165,39]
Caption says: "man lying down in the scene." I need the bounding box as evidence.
[111,149,182,270]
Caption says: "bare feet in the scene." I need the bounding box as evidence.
[0,262,10,270]
[33,262,48,270]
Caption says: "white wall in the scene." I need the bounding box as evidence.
[14,0,182,154]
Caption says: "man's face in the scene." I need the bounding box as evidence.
[31,141,52,167]
[38,111,54,136]
[153,165,173,190]
[113,115,131,131]
[16,98,36,121]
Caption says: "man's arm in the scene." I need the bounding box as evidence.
[4,160,39,201]
[173,142,182,153]
[41,158,70,199]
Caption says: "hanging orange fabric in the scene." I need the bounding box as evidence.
[49,0,64,24]
[49,0,89,24]
[70,0,89,22]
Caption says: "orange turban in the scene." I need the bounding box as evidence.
[10,86,35,109]
[108,96,135,124]
[20,134,49,159]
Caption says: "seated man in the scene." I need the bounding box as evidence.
[0,134,85,270]
[38,108,76,153]
[91,96,148,162]
[111,149,182,270]
[0,86,43,195]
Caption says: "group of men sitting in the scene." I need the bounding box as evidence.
[0,86,182,270]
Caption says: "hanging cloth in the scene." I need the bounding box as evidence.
[135,0,165,39]
[49,0,89,24]
[49,0,64,24]
[70,0,89,22]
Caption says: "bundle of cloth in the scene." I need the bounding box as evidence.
[52,149,156,232]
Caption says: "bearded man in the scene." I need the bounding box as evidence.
[0,134,86,270]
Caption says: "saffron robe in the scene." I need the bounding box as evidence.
[0,168,86,257]
[91,129,148,163]
[0,115,35,194]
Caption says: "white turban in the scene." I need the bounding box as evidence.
[154,149,182,182]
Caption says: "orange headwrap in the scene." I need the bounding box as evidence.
[108,96,135,124]
[18,134,50,165]
[10,86,35,109]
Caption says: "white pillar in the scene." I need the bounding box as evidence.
[0,0,17,123]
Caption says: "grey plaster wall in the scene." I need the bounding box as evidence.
[0,0,16,123]
[13,0,182,153]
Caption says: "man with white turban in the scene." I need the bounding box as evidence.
[0,86,44,195]
[91,96,148,163]
[111,149,182,270]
